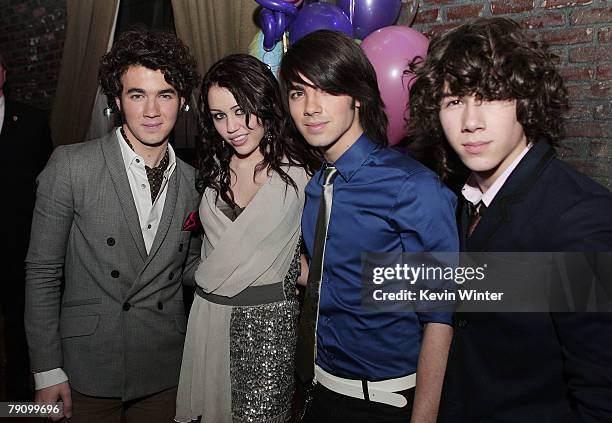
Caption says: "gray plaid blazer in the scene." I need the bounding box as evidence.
[25,131,202,401]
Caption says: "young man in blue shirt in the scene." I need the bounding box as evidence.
[280,30,458,422]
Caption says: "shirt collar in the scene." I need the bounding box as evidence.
[115,127,176,175]
[320,132,376,183]
[462,143,533,207]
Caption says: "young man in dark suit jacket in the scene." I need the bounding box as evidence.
[408,17,612,423]
[0,52,53,401]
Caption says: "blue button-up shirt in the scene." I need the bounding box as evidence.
[302,134,459,381]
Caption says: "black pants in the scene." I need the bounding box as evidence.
[301,383,415,423]
[1,275,33,401]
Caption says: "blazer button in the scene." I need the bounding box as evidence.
[179,243,183,252]
[107,237,115,246]
[169,272,174,280]
[457,319,468,328]
[157,302,163,310]
[111,270,120,278]
[123,302,131,311]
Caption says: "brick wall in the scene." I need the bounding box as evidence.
[405,0,612,189]
[0,0,67,111]
[0,0,609,186]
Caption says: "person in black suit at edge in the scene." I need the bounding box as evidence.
[407,17,612,423]
[0,51,53,400]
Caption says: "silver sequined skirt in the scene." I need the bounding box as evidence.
[229,248,300,423]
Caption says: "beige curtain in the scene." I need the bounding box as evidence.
[171,0,260,80]
[51,0,119,146]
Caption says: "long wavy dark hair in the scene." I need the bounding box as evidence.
[196,54,319,205]
[406,17,569,183]
[279,30,388,146]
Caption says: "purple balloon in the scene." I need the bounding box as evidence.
[289,3,353,45]
[260,8,276,50]
[361,26,429,145]
[274,11,286,41]
[255,0,299,16]
[337,0,401,40]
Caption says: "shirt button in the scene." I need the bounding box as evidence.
[123,302,131,311]
[169,272,174,280]
[141,184,146,189]
[106,237,115,246]
[135,159,140,163]
[157,301,163,310]
[147,224,152,229]
[111,270,120,278]
[179,243,184,252]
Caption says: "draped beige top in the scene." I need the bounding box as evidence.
[176,165,308,423]
[195,165,308,296]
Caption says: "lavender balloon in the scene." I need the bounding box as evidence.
[337,0,401,40]
[289,3,353,45]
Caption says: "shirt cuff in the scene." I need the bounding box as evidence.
[418,312,454,326]
[33,368,69,390]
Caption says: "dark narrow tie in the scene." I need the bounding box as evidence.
[467,201,486,237]
[295,166,338,383]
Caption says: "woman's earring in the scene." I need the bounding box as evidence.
[264,131,273,143]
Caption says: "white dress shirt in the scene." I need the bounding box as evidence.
[116,127,177,252]
[462,143,533,207]
[34,128,177,390]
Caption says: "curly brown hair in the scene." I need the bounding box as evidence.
[406,17,569,182]
[98,29,199,111]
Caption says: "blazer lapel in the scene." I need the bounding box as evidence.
[467,141,555,251]
[459,203,469,250]
[1,100,17,138]
[101,132,148,261]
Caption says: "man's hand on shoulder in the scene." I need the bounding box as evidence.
[36,381,72,421]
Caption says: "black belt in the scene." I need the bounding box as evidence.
[195,282,284,306]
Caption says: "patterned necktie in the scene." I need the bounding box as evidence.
[120,127,169,203]
[467,201,486,237]
[296,166,338,383]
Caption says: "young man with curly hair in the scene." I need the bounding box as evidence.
[25,29,201,422]
[408,17,612,422]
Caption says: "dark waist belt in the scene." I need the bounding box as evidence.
[195,282,284,306]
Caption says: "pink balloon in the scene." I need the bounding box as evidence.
[361,26,429,146]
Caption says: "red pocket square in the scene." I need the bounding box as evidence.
[182,211,202,232]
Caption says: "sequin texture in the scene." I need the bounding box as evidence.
[229,243,301,422]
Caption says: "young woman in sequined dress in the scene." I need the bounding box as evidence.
[175,54,318,423]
